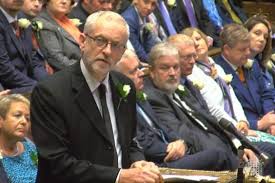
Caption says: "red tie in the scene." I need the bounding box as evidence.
[11,21,20,38]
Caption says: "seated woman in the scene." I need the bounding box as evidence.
[34,0,81,72]
[0,94,37,183]
[183,27,275,142]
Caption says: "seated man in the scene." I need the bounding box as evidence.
[0,0,48,93]
[122,0,167,62]
[215,24,275,133]
[114,49,234,170]
[145,42,275,176]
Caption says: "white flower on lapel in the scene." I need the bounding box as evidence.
[243,59,254,69]
[177,84,185,92]
[191,80,204,90]
[167,0,176,7]
[32,20,43,31]
[70,18,82,27]
[18,18,31,29]
[176,84,187,97]
[123,85,131,96]
[266,60,273,70]
[0,151,3,159]
[223,74,233,84]
[136,91,147,102]
[145,22,154,32]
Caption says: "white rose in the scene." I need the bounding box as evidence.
[143,93,147,100]
[70,18,82,27]
[266,60,273,70]
[123,85,131,96]
[192,80,204,90]
[243,59,254,69]
[18,18,31,29]
[36,21,43,30]
[177,84,185,92]
[167,0,176,7]
[223,74,233,84]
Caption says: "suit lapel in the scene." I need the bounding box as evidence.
[0,11,26,59]
[71,65,111,142]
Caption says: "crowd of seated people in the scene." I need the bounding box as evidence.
[1,0,275,182]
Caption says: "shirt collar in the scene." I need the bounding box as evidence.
[0,7,17,24]
[221,54,238,71]
[80,60,110,93]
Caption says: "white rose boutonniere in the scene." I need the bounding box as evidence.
[117,83,131,110]
[176,84,187,97]
[70,18,82,27]
[266,60,273,70]
[167,0,176,7]
[223,74,233,84]
[31,20,43,31]
[18,18,31,29]
[191,80,204,90]
[243,59,254,69]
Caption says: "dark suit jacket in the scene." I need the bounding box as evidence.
[136,100,179,163]
[121,5,159,62]
[143,78,236,155]
[215,55,275,130]
[156,0,220,46]
[31,63,144,183]
[68,1,89,32]
[215,0,247,25]
[0,10,48,93]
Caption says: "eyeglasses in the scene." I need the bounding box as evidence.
[180,53,198,61]
[85,34,126,51]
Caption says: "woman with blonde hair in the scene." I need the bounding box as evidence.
[0,94,37,183]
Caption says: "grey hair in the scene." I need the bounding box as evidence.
[148,42,179,67]
[84,11,130,40]
[220,23,250,48]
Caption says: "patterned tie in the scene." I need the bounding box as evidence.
[98,84,118,167]
[157,0,177,35]
[236,67,245,83]
[183,0,198,27]
[11,21,20,38]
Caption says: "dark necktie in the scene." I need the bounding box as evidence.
[157,0,177,35]
[98,84,118,167]
[183,0,198,27]
[11,21,20,38]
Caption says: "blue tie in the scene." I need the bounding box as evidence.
[183,0,198,27]
[157,0,177,35]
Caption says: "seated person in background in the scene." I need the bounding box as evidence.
[0,0,48,94]
[69,0,115,32]
[34,0,81,72]
[0,94,37,183]
[182,27,275,144]
[145,42,275,177]
[215,24,275,134]
[215,0,247,25]
[122,0,167,62]
[114,49,235,171]
[244,15,274,90]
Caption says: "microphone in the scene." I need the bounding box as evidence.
[219,118,269,164]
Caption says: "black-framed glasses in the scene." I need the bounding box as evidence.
[85,34,126,51]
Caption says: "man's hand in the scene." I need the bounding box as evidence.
[164,140,186,162]
[243,149,258,163]
[0,90,10,96]
[236,121,249,135]
[257,111,275,130]
[119,161,163,183]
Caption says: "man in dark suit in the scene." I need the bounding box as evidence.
[0,0,48,93]
[121,0,166,62]
[31,11,162,183]
[114,49,237,170]
[69,0,114,32]
[215,24,275,133]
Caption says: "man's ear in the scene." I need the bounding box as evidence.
[79,33,86,50]
[223,44,230,56]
